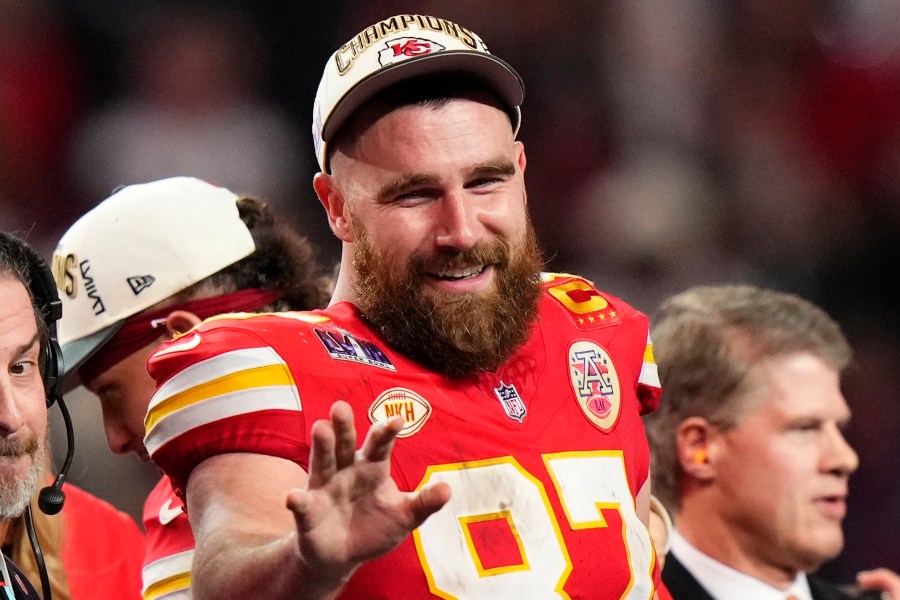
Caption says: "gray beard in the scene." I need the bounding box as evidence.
[0,436,45,520]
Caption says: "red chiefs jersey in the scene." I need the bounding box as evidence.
[146,274,662,599]
[141,476,193,600]
[61,483,145,600]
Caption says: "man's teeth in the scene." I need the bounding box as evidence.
[435,266,485,279]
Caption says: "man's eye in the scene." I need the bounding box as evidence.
[392,190,434,205]
[793,422,820,432]
[469,177,502,188]
[10,361,36,376]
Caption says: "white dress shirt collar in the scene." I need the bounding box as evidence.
[670,529,813,600]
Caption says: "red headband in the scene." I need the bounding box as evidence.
[78,288,283,385]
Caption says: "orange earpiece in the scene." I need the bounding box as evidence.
[692,448,708,464]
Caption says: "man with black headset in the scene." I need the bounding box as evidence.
[0,230,61,600]
[0,230,146,600]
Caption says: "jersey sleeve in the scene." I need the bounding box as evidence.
[637,331,661,415]
[142,476,193,600]
[540,272,661,415]
[144,319,308,499]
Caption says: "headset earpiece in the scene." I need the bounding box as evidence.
[24,249,64,406]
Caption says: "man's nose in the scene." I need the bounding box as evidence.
[824,425,859,477]
[434,192,481,250]
[0,378,25,437]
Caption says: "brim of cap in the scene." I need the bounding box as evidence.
[322,50,525,142]
[59,320,124,392]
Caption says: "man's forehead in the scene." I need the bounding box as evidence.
[0,279,40,352]
[332,98,516,179]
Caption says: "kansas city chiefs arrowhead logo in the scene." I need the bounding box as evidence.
[378,37,446,67]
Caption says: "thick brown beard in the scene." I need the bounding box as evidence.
[353,218,544,377]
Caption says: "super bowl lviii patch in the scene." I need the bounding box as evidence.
[368,387,432,438]
[568,341,621,432]
[315,327,395,371]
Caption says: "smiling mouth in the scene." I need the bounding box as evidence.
[430,265,488,280]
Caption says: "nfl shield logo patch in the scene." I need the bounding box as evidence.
[494,381,526,422]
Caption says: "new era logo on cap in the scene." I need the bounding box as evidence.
[127,275,156,295]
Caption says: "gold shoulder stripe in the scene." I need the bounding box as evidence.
[145,364,295,432]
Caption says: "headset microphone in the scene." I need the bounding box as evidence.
[38,393,74,515]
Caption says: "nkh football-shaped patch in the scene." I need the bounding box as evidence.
[368,387,432,438]
[568,341,621,432]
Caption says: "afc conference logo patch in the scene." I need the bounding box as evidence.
[368,387,432,438]
[568,340,621,432]
[378,37,446,67]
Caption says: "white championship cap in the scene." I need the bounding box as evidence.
[312,13,525,172]
[51,176,256,379]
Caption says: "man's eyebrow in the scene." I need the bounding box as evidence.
[468,159,516,179]
[15,332,41,357]
[376,173,438,200]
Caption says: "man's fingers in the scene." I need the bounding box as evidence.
[406,482,451,527]
[286,488,307,515]
[330,400,358,469]
[359,416,403,463]
[858,568,900,597]
[307,419,337,488]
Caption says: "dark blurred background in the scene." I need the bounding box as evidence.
[2,0,897,584]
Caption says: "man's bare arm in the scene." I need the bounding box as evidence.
[186,401,451,600]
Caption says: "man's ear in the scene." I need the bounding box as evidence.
[676,417,717,481]
[515,140,527,177]
[165,310,202,339]
[313,172,353,242]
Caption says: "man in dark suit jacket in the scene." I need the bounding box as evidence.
[644,285,898,600]
[663,553,865,600]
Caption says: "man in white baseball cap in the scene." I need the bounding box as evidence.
[52,176,331,600]
[143,14,664,600]
[55,177,257,381]
[311,13,524,173]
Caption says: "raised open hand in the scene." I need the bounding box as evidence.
[285,400,451,584]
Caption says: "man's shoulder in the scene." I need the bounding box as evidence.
[661,554,715,600]
[60,481,143,534]
[148,304,377,373]
[2,554,41,599]
[538,272,646,330]
[194,306,348,335]
[807,574,857,600]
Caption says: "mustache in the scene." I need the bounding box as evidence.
[0,436,39,458]
[413,241,510,274]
